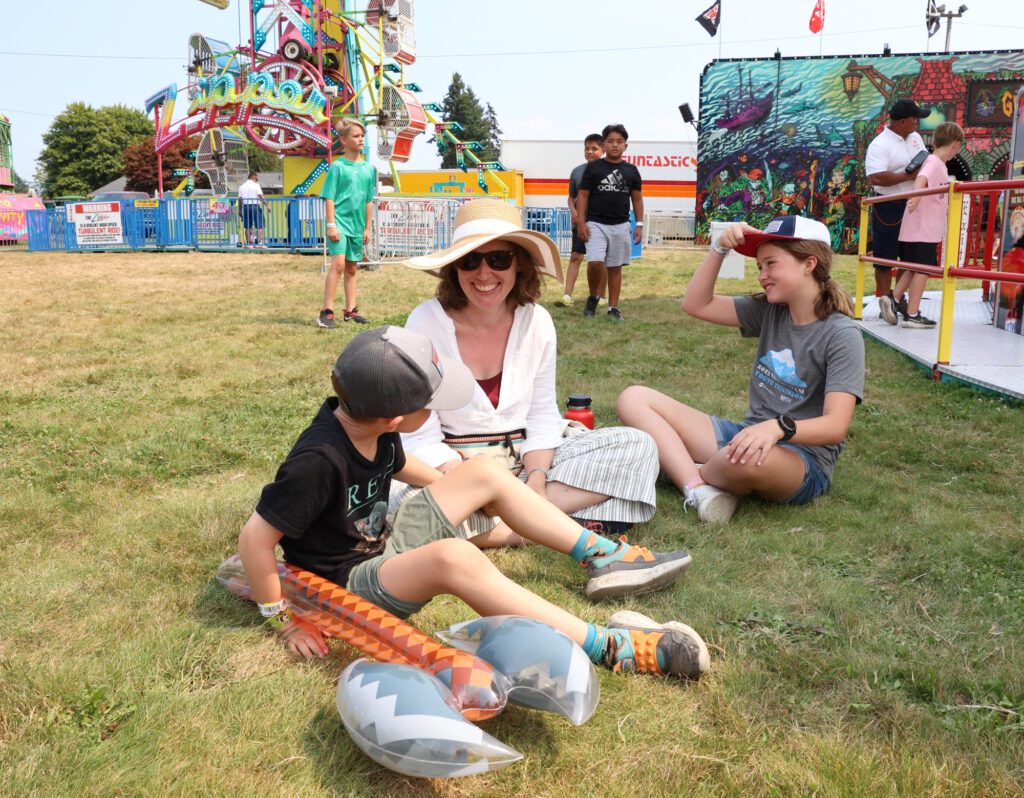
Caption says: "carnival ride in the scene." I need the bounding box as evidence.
[147,1,509,198]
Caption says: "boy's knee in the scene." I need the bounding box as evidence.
[344,261,359,275]
[460,454,509,485]
[425,537,488,572]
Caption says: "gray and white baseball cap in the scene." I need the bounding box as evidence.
[332,326,475,418]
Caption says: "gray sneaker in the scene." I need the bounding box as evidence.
[582,295,599,318]
[584,541,692,601]
[607,307,624,321]
[879,293,899,325]
[317,309,336,329]
[607,610,711,679]
[682,483,740,524]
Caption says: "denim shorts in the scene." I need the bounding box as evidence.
[709,416,830,505]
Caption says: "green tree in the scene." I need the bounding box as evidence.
[484,102,503,164]
[37,103,152,198]
[244,142,282,174]
[12,169,29,193]
[437,73,500,169]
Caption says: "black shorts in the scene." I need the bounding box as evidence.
[899,240,939,268]
[870,198,906,269]
[571,225,586,256]
[242,203,264,229]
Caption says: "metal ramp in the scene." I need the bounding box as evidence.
[859,289,1024,401]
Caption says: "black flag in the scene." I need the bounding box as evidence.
[696,1,722,38]
[926,0,941,38]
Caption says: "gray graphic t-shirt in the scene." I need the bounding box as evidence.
[733,296,865,481]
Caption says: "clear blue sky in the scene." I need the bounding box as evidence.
[3,1,1021,185]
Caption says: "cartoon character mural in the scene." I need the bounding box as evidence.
[697,50,1024,252]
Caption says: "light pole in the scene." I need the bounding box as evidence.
[927,4,968,53]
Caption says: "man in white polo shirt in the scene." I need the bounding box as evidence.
[238,172,269,248]
[865,99,928,308]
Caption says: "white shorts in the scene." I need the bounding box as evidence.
[585,221,632,267]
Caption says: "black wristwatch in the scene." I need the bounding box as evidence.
[776,414,797,442]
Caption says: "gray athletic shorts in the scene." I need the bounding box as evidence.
[345,488,460,619]
[585,221,632,267]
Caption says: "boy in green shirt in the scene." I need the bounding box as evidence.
[318,118,377,328]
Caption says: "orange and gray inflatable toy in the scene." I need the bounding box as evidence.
[216,556,599,778]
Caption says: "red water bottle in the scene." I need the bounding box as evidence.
[565,394,595,429]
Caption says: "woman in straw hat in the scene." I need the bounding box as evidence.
[391,199,660,545]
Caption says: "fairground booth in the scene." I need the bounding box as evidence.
[696,49,1024,399]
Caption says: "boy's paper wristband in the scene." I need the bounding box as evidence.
[258,599,287,617]
[711,240,731,255]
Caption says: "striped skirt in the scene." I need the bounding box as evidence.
[388,426,659,538]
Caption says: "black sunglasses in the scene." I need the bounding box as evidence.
[456,250,516,271]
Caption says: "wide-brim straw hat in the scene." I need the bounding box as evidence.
[403,199,563,281]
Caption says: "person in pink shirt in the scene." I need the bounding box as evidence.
[881,122,965,329]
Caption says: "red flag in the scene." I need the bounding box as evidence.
[809,0,825,34]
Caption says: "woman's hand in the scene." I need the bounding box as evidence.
[725,420,784,467]
[436,459,463,474]
[280,616,330,658]
[906,197,920,214]
[525,468,548,499]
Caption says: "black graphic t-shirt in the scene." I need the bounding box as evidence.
[256,397,406,584]
[580,158,642,225]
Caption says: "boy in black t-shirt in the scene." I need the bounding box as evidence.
[238,326,708,679]
[577,124,644,321]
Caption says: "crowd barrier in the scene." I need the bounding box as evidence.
[27,197,659,260]
[857,177,1024,367]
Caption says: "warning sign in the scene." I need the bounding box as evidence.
[68,202,124,245]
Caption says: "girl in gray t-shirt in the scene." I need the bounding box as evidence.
[617,216,864,524]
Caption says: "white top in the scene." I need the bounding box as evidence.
[865,127,926,196]
[400,298,564,467]
[237,179,264,204]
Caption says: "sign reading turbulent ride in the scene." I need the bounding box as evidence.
[67,202,124,245]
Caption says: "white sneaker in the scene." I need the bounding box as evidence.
[682,483,740,524]
[556,293,574,307]
[607,610,711,677]
[597,296,608,307]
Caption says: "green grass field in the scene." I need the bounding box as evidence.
[1,247,1021,797]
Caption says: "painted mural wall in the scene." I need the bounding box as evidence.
[696,50,1024,251]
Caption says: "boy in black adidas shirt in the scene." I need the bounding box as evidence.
[577,124,644,321]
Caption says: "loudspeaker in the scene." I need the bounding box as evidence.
[678,104,695,124]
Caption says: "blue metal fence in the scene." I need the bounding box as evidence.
[27,197,325,253]
[27,197,614,258]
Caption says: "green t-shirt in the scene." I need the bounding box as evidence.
[320,157,377,236]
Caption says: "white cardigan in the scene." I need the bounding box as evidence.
[401,298,564,467]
